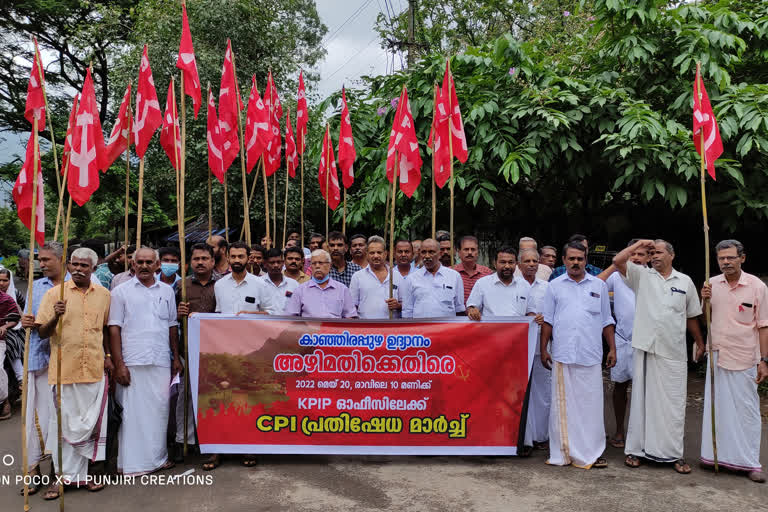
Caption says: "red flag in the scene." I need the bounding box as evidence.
[103,83,132,170]
[206,87,225,184]
[176,3,201,118]
[265,71,283,120]
[693,66,723,180]
[338,87,356,189]
[68,67,106,206]
[440,60,468,163]
[160,80,182,170]
[387,87,422,198]
[244,76,270,174]
[13,132,45,246]
[133,45,162,159]
[296,71,308,154]
[218,40,241,173]
[264,117,281,177]
[25,39,46,129]
[318,126,341,210]
[429,84,451,188]
[60,93,80,175]
[285,110,298,178]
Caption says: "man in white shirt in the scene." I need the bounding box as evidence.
[614,239,704,475]
[214,242,273,316]
[518,248,551,451]
[514,237,553,281]
[349,236,403,319]
[400,239,465,319]
[597,239,650,450]
[261,248,298,315]
[467,246,528,319]
[541,242,616,469]
[109,247,181,476]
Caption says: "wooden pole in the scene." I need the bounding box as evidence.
[300,148,305,250]
[20,116,40,512]
[136,157,145,247]
[282,163,289,250]
[239,168,260,241]
[383,182,390,249]
[272,173,277,245]
[124,117,131,272]
[54,195,72,512]
[697,62,718,474]
[230,52,251,247]
[261,157,270,247]
[431,83,437,240]
[343,187,347,236]
[447,60,455,266]
[324,125,329,243]
[53,94,79,242]
[388,153,398,319]
[178,73,190,457]
[223,171,229,243]
[208,169,213,240]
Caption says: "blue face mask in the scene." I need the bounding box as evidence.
[161,263,179,277]
[311,273,330,284]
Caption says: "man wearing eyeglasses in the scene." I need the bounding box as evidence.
[283,249,358,319]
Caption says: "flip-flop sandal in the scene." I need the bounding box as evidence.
[87,482,105,492]
[202,455,221,471]
[624,455,641,468]
[608,437,625,449]
[593,457,608,468]
[674,459,692,474]
[241,457,257,467]
[19,481,41,496]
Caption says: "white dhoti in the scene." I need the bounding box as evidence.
[25,368,56,467]
[547,362,605,468]
[116,365,170,475]
[50,375,108,484]
[701,352,762,472]
[625,349,686,462]
[174,373,196,445]
[524,354,551,445]
[610,333,633,383]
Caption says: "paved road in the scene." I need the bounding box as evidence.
[0,374,765,511]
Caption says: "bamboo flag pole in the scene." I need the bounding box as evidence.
[300,147,305,250]
[34,41,63,237]
[230,52,251,247]
[697,62,718,473]
[20,116,40,512]
[207,168,212,240]
[388,153,398,320]
[273,172,277,245]
[282,167,289,249]
[54,194,72,512]
[324,125,330,243]
[223,169,229,243]
[124,86,132,272]
[447,61,455,266]
[238,169,260,241]
[261,157,270,247]
[136,157,145,247]
[383,182,390,250]
[178,73,190,458]
[342,187,347,236]
[431,83,437,240]
[53,92,79,243]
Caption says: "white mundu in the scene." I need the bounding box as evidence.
[466,274,529,317]
[622,262,701,463]
[542,273,614,468]
[523,278,550,446]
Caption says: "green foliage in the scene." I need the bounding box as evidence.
[0,207,27,257]
[326,0,768,239]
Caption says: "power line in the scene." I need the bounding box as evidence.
[321,0,376,49]
[325,35,380,81]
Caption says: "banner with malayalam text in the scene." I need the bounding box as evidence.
[188,315,536,455]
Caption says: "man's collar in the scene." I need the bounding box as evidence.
[420,264,442,276]
[191,272,216,284]
[563,271,595,284]
[490,273,520,286]
[308,277,336,289]
[132,275,160,288]
[66,278,95,293]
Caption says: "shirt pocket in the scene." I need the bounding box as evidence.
[668,290,686,313]
[83,310,103,333]
[585,291,601,314]
[436,286,455,305]
[734,297,756,325]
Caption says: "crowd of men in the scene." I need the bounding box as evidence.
[0,229,765,501]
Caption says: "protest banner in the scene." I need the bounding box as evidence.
[187,316,536,456]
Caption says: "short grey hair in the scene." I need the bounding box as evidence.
[71,247,98,268]
[654,239,674,255]
[715,239,744,256]
[40,241,64,258]
[135,246,159,262]
[367,235,385,248]
[519,248,539,261]
[518,237,537,249]
[310,249,331,263]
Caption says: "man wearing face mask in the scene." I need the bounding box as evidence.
[158,247,181,287]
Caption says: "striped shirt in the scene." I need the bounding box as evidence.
[25,274,70,371]
[452,262,492,304]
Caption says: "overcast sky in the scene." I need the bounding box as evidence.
[314,0,394,98]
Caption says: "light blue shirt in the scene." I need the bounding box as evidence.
[400,265,465,319]
[25,273,71,372]
[542,272,614,366]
